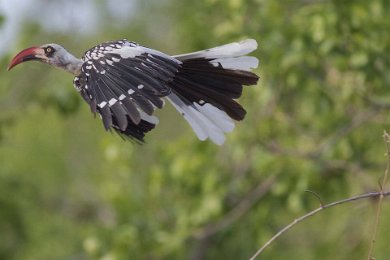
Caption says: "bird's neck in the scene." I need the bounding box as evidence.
[59,53,83,76]
[47,48,83,76]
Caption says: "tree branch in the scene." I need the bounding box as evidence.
[249,191,390,260]
[367,131,390,259]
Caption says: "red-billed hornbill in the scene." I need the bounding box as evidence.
[8,39,259,145]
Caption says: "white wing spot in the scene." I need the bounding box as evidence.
[119,94,126,100]
[110,45,144,59]
[128,89,135,95]
[199,100,205,105]
[109,98,117,106]
[112,57,121,62]
[98,101,107,108]
[106,60,114,66]
[138,84,144,89]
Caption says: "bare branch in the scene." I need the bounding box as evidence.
[367,131,390,259]
[305,190,324,207]
[249,191,390,260]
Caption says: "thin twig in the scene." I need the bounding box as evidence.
[305,190,324,207]
[249,191,390,260]
[367,131,390,260]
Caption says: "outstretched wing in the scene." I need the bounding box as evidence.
[74,40,181,142]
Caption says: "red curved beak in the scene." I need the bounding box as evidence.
[8,46,45,71]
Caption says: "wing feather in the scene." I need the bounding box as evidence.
[74,40,180,141]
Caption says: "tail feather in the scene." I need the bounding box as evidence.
[173,39,258,60]
[170,75,247,120]
[166,93,230,145]
[193,103,235,133]
[210,56,258,71]
[167,39,259,145]
[166,93,209,141]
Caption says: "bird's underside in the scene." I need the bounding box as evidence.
[8,39,259,145]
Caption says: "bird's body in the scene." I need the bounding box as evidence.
[9,39,259,145]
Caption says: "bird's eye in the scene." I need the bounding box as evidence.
[44,46,55,56]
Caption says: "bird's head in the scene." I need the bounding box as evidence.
[8,44,82,75]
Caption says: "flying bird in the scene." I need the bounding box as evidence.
[8,39,259,145]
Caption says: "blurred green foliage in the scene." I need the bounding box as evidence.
[0,0,389,259]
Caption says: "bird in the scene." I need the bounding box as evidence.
[8,39,259,145]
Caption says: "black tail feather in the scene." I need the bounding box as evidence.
[169,58,259,121]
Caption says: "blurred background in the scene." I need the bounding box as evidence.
[0,0,389,259]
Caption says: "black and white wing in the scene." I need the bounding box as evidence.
[74,39,259,145]
[74,40,181,142]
